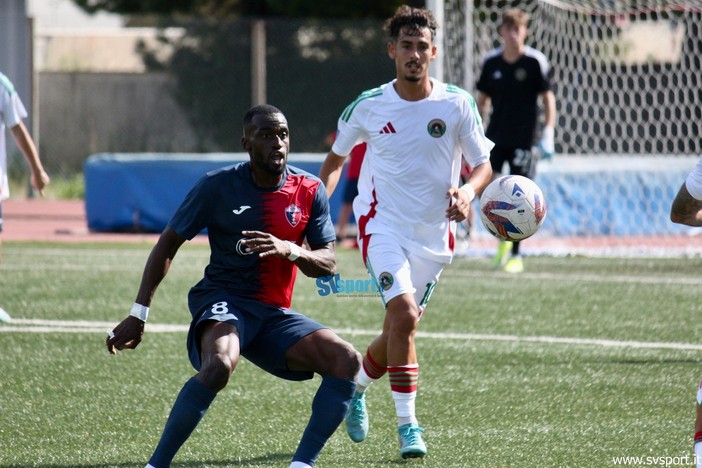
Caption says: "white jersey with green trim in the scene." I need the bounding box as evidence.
[332,78,494,262]
[0,73,28,201]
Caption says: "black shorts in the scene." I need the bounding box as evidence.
[489,145,537,179]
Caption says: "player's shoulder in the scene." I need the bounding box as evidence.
[339,83,388,122]
[286,164,322,184]
[523,46,550,71]
[0,72,15,97]
[433,80,481,123]
[438,80,478,108]
[444,82,474,100]
[481,47,504,65]
[205,161,248,180]
[286,165,328,201]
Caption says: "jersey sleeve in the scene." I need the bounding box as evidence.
[331,94,372,157]
[304,182,336,245]
[0,86,27,128]
[167,175,212,239]
[532,48,553,93]
[458,94,494,168]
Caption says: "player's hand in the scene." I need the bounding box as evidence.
[537,126,555,160]
[30,169,50,197]
[240,230,290,258]
[106,315,145,355]
[445,187,472,222]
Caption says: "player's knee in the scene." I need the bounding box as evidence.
[199,353,237,392]
[387,304,420,335]
[325,340,361,380]
[340,343,362,379]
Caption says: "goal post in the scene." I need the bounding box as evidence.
[427,0,473,90]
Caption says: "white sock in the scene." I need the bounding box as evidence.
[392,390,418,426]
[289,462,312,468]
[355,364,376,393]
[695,441,702,468]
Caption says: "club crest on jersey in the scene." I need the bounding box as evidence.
[285,204,302,227]
[378,272,394,291]
[427,119,446,138]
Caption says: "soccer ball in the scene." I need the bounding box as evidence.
[479,175,547,241]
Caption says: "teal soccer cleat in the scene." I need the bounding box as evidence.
[345,392,369,443]
[398,423,427,459]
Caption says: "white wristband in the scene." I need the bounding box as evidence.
[541,126,555,153]
[130,303,150,322]
[285,241,301,261]
[458,184,476,202]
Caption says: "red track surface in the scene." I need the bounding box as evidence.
[3,199,171,244]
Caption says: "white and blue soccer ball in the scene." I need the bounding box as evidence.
[479,175,547,242]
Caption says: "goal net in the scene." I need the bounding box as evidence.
[432,0,702,156]
[431,0,702,242]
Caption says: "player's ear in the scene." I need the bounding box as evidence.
[387,40,397,59]
[241,136,251,152]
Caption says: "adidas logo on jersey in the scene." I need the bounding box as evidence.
[379,122,396,134]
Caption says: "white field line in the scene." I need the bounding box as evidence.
[2,319,702,351]
[450,269,702,286]
[3,264,700,286]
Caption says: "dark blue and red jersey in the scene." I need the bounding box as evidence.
[168,162,335,309]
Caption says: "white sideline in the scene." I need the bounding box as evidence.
[2,318,702,351]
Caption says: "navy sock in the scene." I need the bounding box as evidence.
[148,377,217,468]
[292,376,356,465]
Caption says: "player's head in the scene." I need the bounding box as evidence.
[242,104,289,185]
[384,5,438,83]
[499,9,529,46]
[384,5,438,42]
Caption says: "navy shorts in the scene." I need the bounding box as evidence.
[489,145,537,179]
[187,290,327,381]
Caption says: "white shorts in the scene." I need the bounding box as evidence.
[360,232,447,314]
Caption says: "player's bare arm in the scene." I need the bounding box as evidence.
[319,150,347,197]
[106,227,186,354]
[671,183,702,227]
[11,122,49,195]
[241,230,336,278]
[446,161,493,222]
[477,92,492,122]
[542,90,557,128]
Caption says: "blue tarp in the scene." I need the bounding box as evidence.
[85,153,696,236]
[84,153,348,233]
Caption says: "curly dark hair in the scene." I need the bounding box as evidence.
[383,5,438,41]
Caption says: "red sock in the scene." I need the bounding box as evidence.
[388,364,419,394]
[362,351,387,380]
